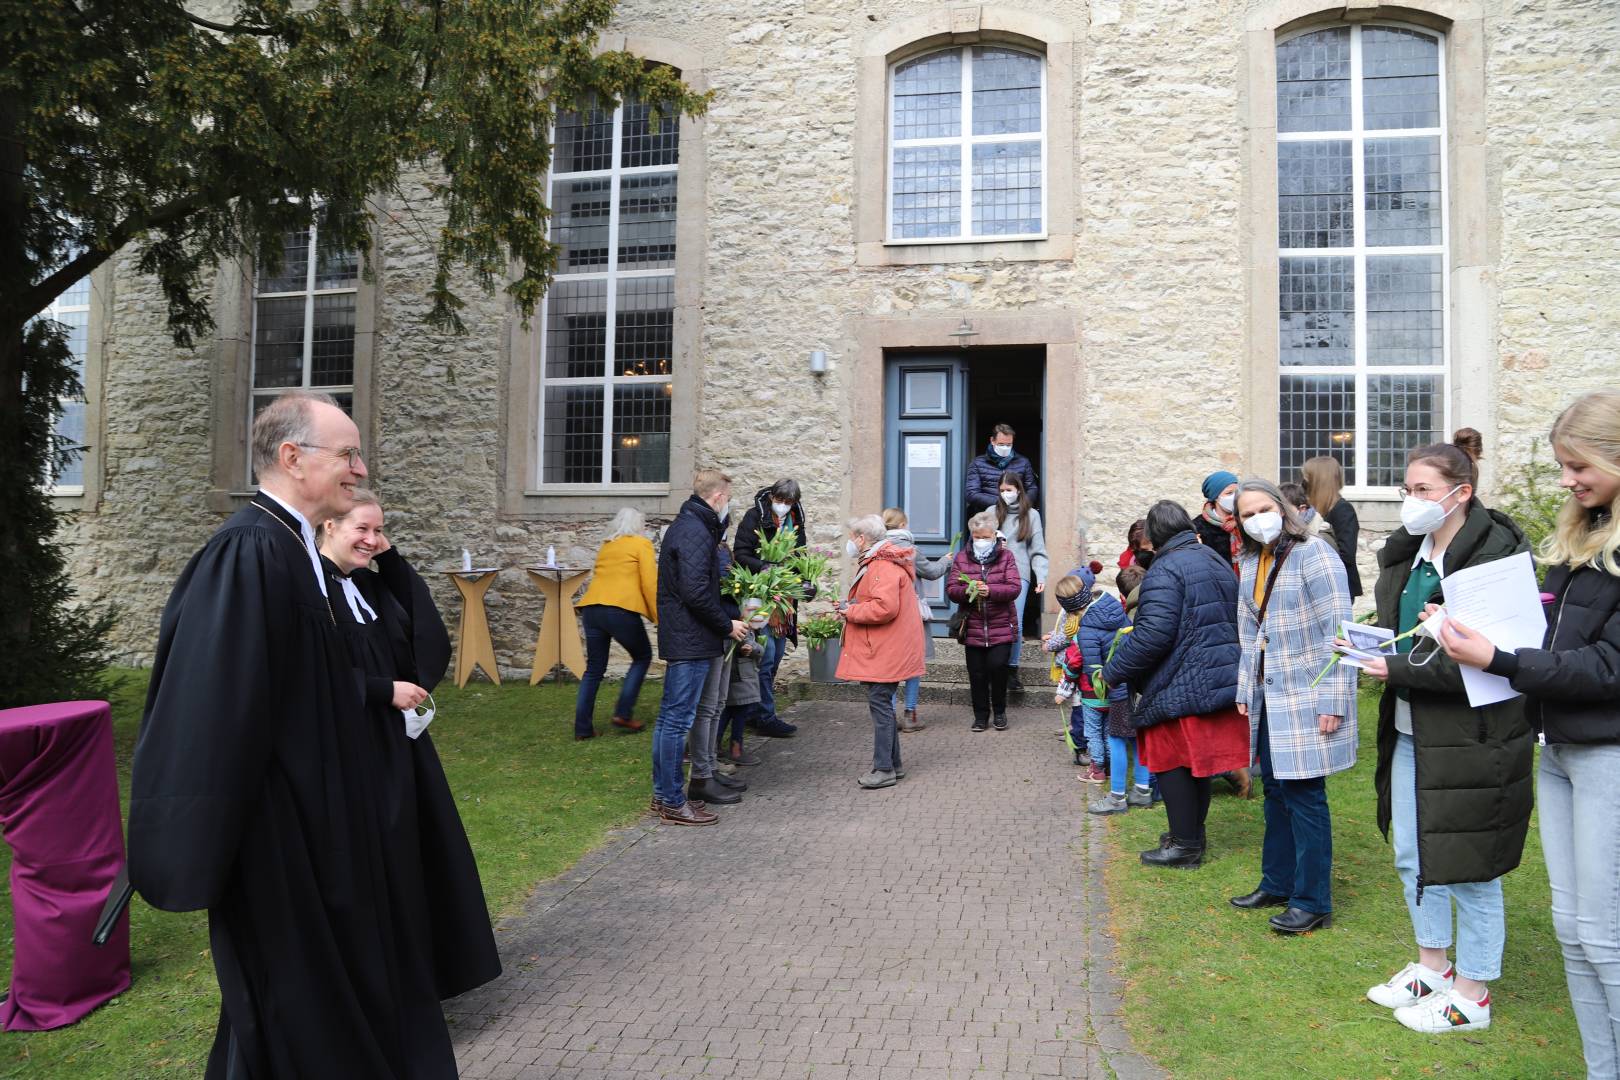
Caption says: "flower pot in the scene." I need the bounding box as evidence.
[807,638,842,683]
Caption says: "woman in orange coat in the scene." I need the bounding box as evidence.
[836,514,927,789]
[573,508,659,739]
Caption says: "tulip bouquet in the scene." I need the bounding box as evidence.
[800,611,845,648]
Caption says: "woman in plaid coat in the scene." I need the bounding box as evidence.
[1231,478,1357,935]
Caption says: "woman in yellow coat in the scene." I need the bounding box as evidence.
[573,509,659,739]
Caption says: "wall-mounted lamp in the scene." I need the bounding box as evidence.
[809,349,829,375]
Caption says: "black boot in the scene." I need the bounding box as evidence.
[710,771,748,792]
[688,777,741,805]
[1006,670,1025,694]
[1141,837,1204,868]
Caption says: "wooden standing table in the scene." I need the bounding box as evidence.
[441,569,504,688]
[526,566,589,684]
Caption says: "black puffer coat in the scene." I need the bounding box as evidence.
[1488,536,1620,745]
[1373,502,1534,888]
[733,487,808,644]
[1102,530,1240,729]
[965,447,1039,515]
[655,496,732,661]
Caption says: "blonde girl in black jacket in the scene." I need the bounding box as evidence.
[1432,391,1620,1076]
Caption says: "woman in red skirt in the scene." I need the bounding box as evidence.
[1101,500,1247,868]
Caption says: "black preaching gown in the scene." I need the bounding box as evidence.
[128,494,499,1079]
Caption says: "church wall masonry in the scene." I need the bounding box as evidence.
[58,0,1620,673]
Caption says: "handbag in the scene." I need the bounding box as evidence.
[947,603,969,643]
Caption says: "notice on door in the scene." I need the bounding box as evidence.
[906,442,942,469]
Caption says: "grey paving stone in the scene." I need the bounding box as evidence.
[447,698,1164,1079]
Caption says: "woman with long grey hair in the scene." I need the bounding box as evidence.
[1228,477,1356,935]
[573,507,659,739]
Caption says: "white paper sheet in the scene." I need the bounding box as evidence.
[1334,621,1395,670]
[1439,551,1545,707]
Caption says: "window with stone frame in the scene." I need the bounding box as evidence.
[538,89,679,486]
[1275,23,1449,491]
[42,275,91,492]
[249,224,360,485]
[887,45,1046,243]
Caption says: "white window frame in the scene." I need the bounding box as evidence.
[535,99,677,491]
[885,44,1048,245]
[42,280,91,495]
[1276,22,1450,499]
[248,223,359,487]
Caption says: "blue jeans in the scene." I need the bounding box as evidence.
[1009,580,1028,668]
[1107,734,1150,796]
[757,630,786,721]
[573,604,652,737]
[1541,742,1620,1078]
[1081,704,1106,766]
[1392,732,1505,981]
[1256,703,1333,914]
[901,675,921,711]
[652,659,712,807]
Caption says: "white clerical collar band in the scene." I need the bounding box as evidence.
[339,576,378,624]
[259,489,329,598]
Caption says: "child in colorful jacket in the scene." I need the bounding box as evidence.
[1087,564,1153,814]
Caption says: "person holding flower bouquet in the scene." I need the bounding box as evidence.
[835,515,926,789]
[946,510,1024,731]
[735,479,810,738]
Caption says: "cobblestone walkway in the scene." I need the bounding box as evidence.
[447,699,1164,1080]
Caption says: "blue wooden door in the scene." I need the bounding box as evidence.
[884,356,968,635]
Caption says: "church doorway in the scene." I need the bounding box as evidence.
[883,347,1046,636]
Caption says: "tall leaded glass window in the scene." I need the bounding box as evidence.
[250,224,359,483]
[1275,24,1447,490]
[538,91,678,485]
[43,276,91,491]
[888,46,1045,242]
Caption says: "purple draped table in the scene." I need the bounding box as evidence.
[0,700,130,1031]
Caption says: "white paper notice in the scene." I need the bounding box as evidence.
[906,442,942,469]
[1439,551,1546,707]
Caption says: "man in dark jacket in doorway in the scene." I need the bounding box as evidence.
[651,469,747,826]
[734,479,808,738]
[965,423,1040,515]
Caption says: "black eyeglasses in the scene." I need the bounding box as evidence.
[299,444,364,468]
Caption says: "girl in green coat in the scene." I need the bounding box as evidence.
[1356,431,1534,1035]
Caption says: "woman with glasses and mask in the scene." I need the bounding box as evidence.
[316,489,500,1058]
[1355,429,1534,1035]
[1228,478,1356,935]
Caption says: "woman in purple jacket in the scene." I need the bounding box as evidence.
[946,509,1024,731]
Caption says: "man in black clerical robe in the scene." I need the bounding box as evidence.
[129,391,499,1079]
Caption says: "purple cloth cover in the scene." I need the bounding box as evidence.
[0,700,130,1031]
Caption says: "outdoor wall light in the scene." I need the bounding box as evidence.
[809,349,829,375]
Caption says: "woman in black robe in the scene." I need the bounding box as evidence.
[316,489,501,1075]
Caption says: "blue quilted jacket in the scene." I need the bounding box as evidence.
[1101,530,1240,728]
[964,447,1039,514]
[1078,593,1130,703]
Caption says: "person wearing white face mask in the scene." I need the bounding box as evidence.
[994,470,1047,693]
[733,478,810,740]
[946,510,1024,731]
[1194,470,1242,574]
[1354,429,1534,1035]
[1229,478,1356,935]
[965,422,1040,515]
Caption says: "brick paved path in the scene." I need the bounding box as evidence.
[447,699,1165,1080]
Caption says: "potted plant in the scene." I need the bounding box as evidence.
[801,611,846,683]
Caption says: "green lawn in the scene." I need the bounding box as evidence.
[0,669,658,1079]
[1102,684,1584,1080]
